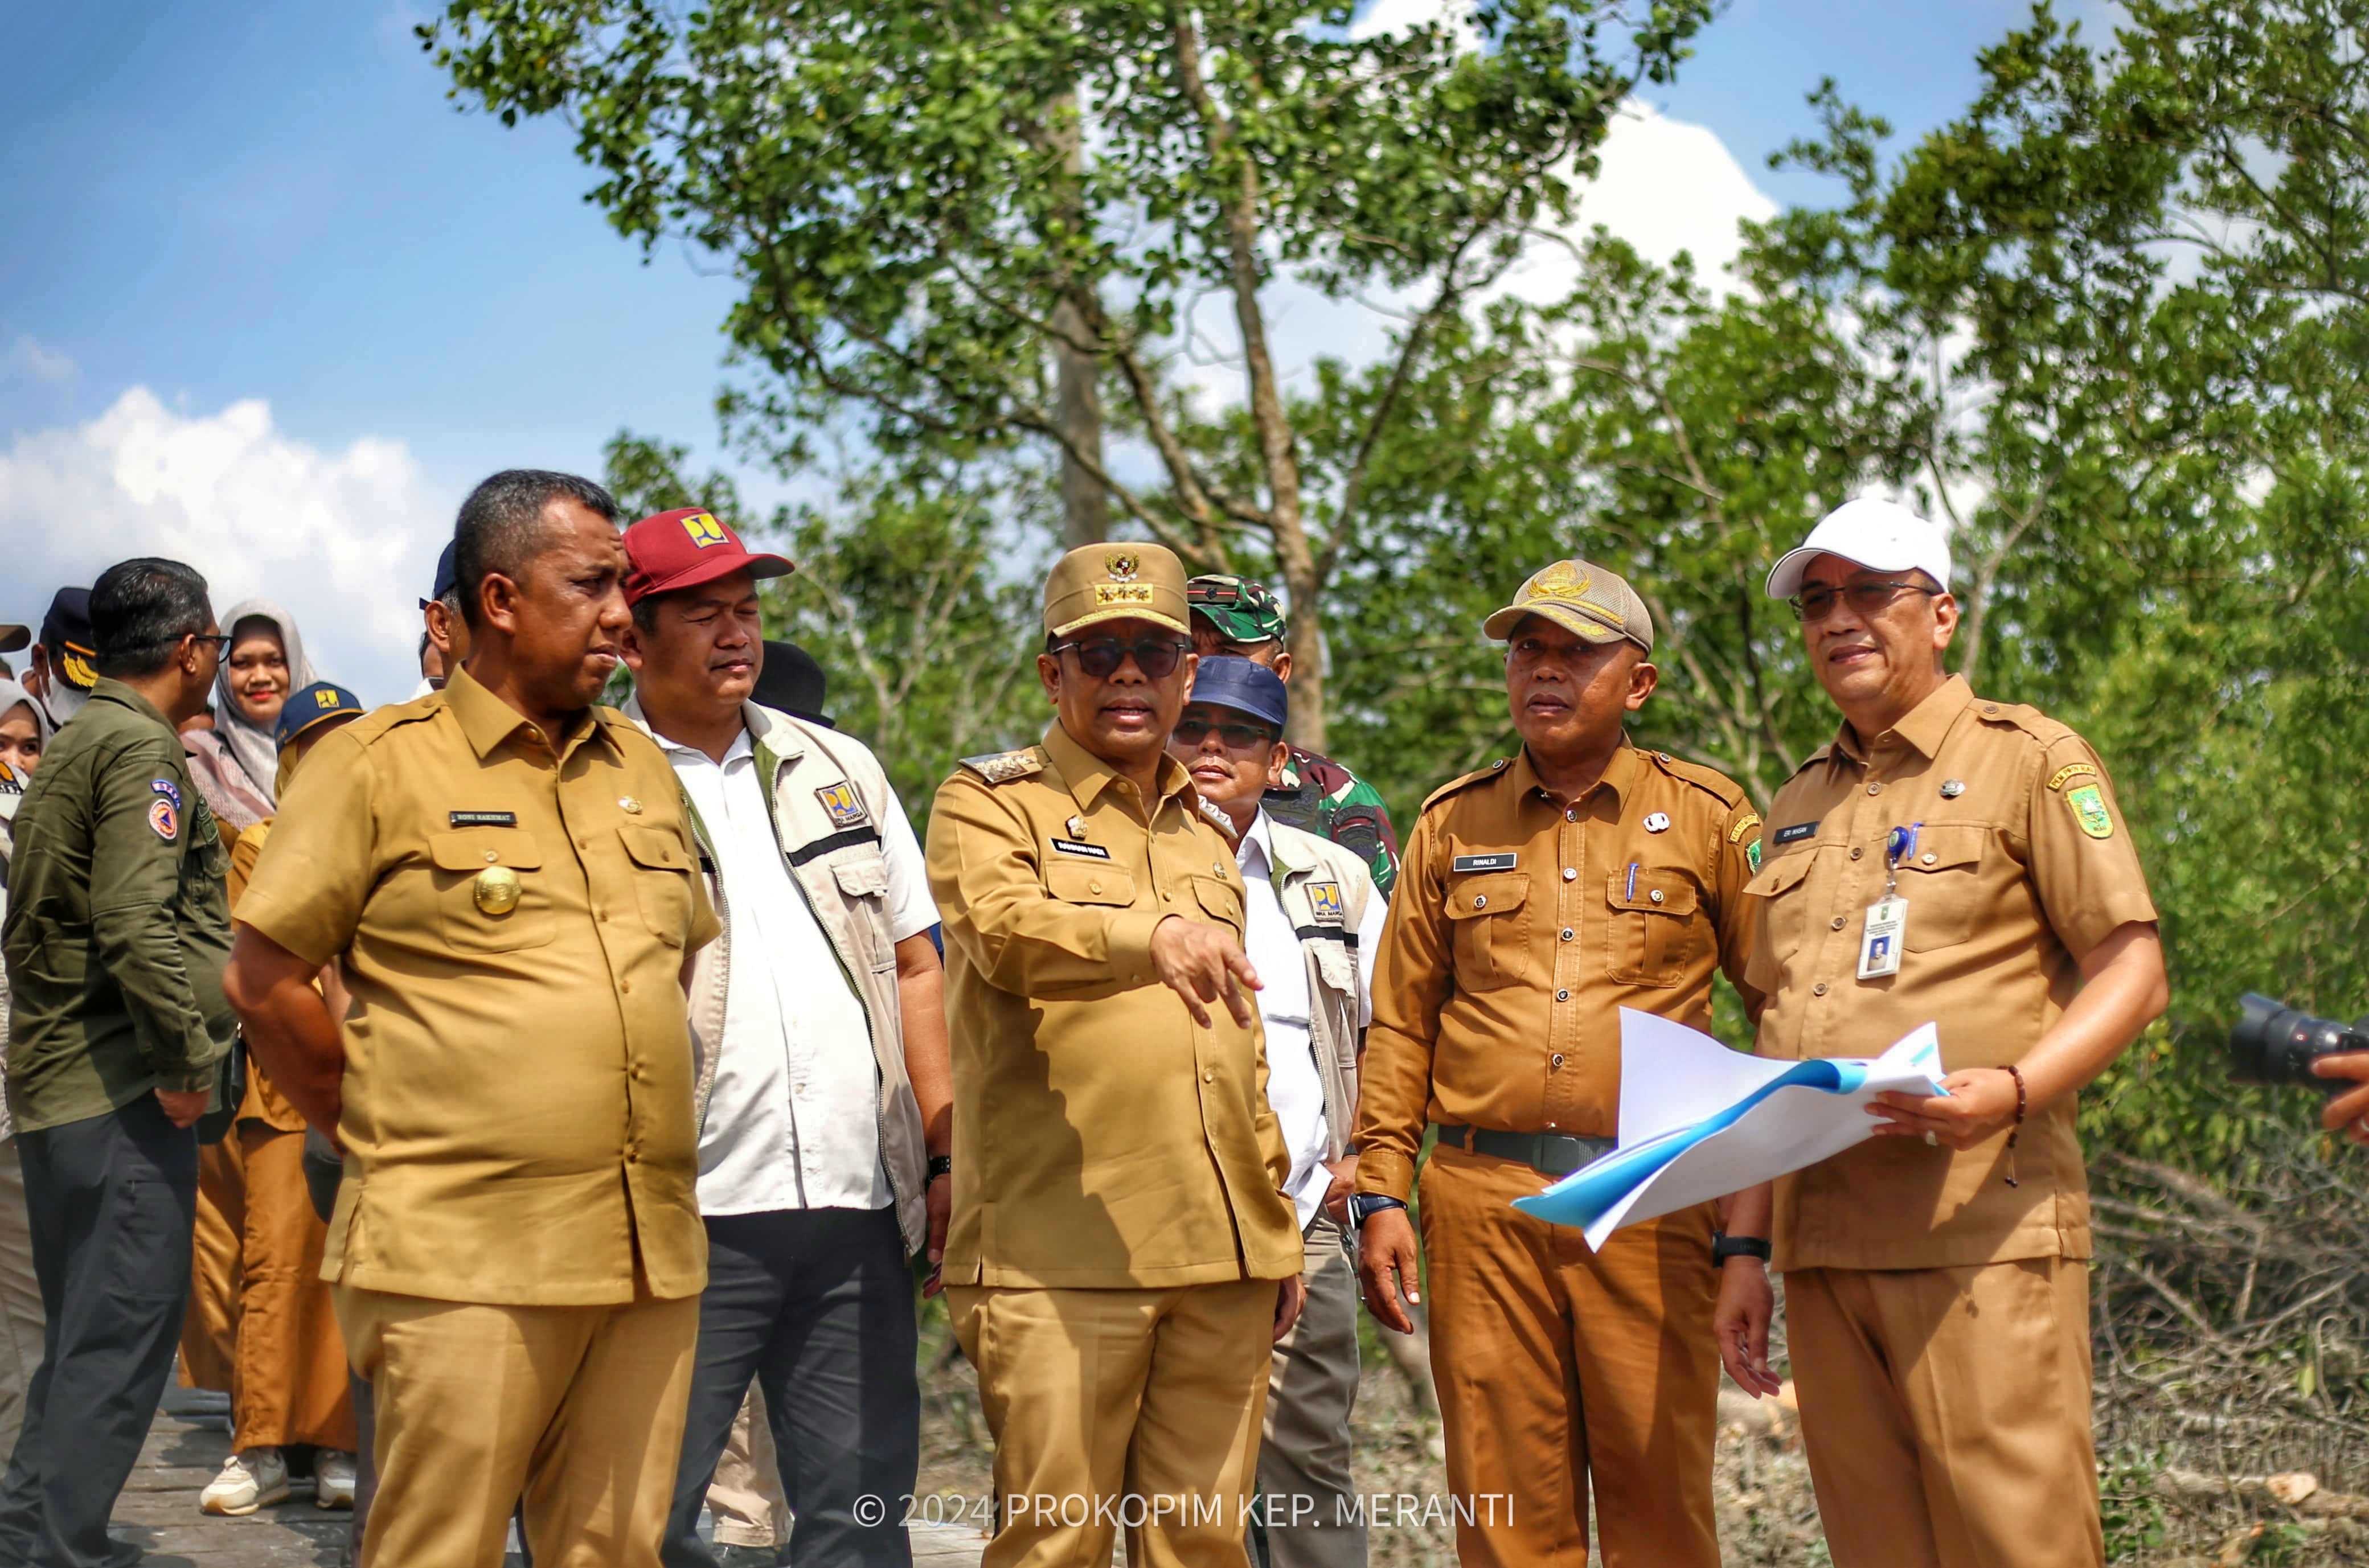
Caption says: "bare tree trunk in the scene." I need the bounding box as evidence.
[1052,298,1107,547]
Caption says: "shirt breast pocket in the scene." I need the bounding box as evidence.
[1191,873,1245,940]
[1044,859,1139,908]
[1604,868,1703,987]
[1895,824,1989,953]
[427,829,555,954]
[1744,851,1815,972]
[620,825,696,947]
[1446,872,1529,991]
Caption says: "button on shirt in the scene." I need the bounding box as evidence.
[655,727,937,1217]
[1236,811,1384,1228]
[237,667,720,1307]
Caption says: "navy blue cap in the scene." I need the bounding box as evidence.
[420,541,459,610]
[1185,656,1287,734]
[276,682,366,748]
[39,588,95,691]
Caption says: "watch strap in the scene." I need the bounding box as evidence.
[1711,1231,1771,1264]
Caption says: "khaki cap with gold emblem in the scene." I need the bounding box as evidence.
[1043,542,1190,639]
[1481,558,1655,653]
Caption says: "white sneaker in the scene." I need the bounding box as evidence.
[200,1447,290,1516]
[314,1450,357,1510]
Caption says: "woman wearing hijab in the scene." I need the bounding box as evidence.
[181,601,317,834]
[0,682,52,1459]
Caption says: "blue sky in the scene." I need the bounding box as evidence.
[0,0,2093,700]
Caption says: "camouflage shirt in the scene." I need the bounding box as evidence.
[1263,745,1399,899]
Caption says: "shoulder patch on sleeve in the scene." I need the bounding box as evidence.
[2046,761,2100,792]
[958,748,1047,786]
[1421,760,1509,815]
[148,797,179,841]
[1728,811,1763,844]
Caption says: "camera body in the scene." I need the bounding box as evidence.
[2228,993,2369,1091]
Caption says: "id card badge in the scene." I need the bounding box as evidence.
[1858,896,1907,978]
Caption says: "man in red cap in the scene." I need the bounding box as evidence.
[616,507,954,1568]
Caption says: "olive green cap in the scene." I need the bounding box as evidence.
[1043,543,1190,639]
[1481,559,1655,653]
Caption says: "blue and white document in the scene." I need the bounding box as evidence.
[1510,1009,1946,1250]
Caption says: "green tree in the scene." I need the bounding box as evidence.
[421,0,1718,749]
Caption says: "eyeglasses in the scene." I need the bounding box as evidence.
[1173,717,1277,749]
[1055,637,1190,680]
[1788,581,1942,623]
[190,633,233,659]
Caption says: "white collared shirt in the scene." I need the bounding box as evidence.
[1235,810,1385,1229]
[654,725,937,1216]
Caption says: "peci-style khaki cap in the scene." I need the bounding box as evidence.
[1044,543,1190,639]
[1481,559,1655,653]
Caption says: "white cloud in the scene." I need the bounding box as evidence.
[0,388,450,705]
[10,335,76,385]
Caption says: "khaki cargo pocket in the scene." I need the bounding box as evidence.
[1743,851,1815,972]
[1605,868,1704,987]
[427,828,555,954]
[1445,872,1530,990]
[829,853,897,972]
[1895,824,1990,953]
[620,825,696,946]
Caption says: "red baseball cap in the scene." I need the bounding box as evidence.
[621,507,796,604]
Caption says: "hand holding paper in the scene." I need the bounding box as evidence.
[1510,1009,1946,1250]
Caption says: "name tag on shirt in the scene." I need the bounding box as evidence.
[1858,896,1907,978]
[449,810,518,828]
[1452,853,1517,873]
[1050,839,1112,860]
[1773,820,1819,847]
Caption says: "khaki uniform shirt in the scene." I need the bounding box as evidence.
[237,666,720,1307]
[1745,676,2158,1271]
[925,724,1301,1290]
[1358,743,1764,1202]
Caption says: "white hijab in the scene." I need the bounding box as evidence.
[212,600,319,810]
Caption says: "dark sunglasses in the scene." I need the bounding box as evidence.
[1173,717,1277,749]
[1055,637,1190,680]
[1788,581,1941,623]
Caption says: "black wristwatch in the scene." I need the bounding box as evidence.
[1347,1193,1408,1230]
[1711,1231,1772,1265]
[926,1154,953,1182]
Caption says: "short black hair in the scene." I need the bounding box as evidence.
[452,469,618,630]
[91,558,212,678]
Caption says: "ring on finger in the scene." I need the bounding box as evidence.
[1923,1131,1939,1147]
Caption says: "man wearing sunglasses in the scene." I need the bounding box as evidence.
[1352,557,1770,1568]
[1746,498,2165,1567]
[926,544,1304,1568]
[1165,658,1384,1568]
[1186,577,1400,898]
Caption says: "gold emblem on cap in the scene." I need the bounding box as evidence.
[1104,552,1140,582]
[474,865,523,916]
[619,797,643,814]
[1527,560,1593,602]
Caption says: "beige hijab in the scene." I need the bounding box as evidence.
[211,601,318,811]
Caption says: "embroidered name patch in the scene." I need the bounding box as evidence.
[815,782,870,830]
[449,810,518,828]
[1051,839,1112,860]
[1452,853,1517,873]
[1773,821,1819,847]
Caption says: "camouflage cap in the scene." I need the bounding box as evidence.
[1044,543,1190,639]
[1186,574,1287,645]
[1481,559,1655,653]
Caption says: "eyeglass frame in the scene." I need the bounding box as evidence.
[1787,580,1944,624]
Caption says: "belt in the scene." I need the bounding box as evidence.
[1431,1124,1614,1177]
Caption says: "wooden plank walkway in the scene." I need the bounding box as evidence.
[108,1387,988,1567]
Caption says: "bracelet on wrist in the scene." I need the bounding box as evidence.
[927,1154,953,1182]
[1711,1231,1772,1265]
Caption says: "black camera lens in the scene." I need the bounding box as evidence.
[2228,992,2368,1091]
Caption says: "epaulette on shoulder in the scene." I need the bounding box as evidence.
[958,746,1047,786]
[1645,748,1748,808]
[342,693,441,749]
[1421,759,1510,815]
[1972,695,2079,749]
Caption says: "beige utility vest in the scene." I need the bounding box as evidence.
[1263,816,1372,1161]
[631,699,931,1256]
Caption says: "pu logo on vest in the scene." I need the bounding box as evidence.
[815,782,870,830]
[1308,881,1346,926]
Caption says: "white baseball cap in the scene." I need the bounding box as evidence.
[1765,498,1953,600]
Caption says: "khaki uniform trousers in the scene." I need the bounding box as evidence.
[1254,1217,1364,1568]
[230,1124,356,1450]
[951,1276,1275,1568]
[1420,1146,1720,1568]
[708,1384,792,1549]
[0,1141,45,1459]
[336,1282,699,1568]
[179,1132,244,1392]
[1784,1258,2103,1568]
